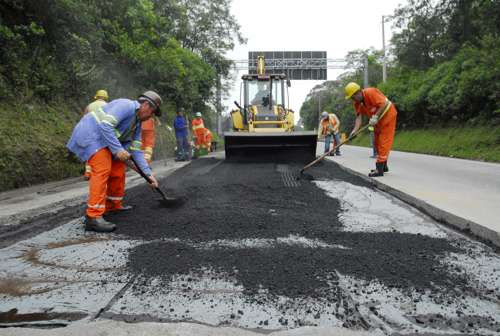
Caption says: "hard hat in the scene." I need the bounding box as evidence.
[94,89,109,101]
[195,112,202,117]
[345,82,361,100]
[321,111,329,119]
[138,91,162,116]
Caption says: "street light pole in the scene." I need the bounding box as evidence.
[382,15,387,83]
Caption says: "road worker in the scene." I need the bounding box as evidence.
[345,82,397,177]
[83,89,109,115]
[83,90,109,179]
[192,112,207,154]
[205,129,213,152]
[318,111,341,156]
[67,91,161,232]
[141,118,155,164]
[174,108,190,161]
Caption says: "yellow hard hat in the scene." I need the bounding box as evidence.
[344,82,361,100]
[94,89,109,101]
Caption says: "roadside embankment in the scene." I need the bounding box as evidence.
[349,125,500,163]
[0,102,82,192]
[0,102,176,192]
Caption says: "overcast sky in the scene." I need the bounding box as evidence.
[225,0,407,121]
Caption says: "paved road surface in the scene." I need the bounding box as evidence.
[323,145,500,245]
[1,153,500,335]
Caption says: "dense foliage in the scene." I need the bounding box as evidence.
[300,0,500,132]
[0,0,244,191]
[0,0,244,115]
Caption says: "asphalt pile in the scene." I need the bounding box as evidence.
[110,158,466,297]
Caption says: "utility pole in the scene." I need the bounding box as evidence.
[318,94,322,120]
[363,55,369,88]
[382,15,387,83]
[216,73,222,136]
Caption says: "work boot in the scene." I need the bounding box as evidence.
[368,162,384,177]
[383,162,389,173]
[84,216,116,233]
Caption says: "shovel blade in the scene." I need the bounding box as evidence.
[155,187,185,208]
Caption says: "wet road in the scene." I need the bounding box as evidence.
[1,157,500,335]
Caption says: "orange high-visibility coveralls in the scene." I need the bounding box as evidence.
[141,118,155,163]
[87,148,126,217]
[205,129,213,151]
[192,118,206,149]
[353,88,397,163]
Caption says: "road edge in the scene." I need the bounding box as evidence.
[332,161,500,249]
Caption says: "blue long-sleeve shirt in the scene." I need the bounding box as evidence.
[174,115,188,138]
[67,98,152,176]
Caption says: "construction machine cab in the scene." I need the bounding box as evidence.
[224,56,317,160]
[238,73,291,131]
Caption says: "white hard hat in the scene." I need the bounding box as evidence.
[321,111,329,119]
[195,112,202,117]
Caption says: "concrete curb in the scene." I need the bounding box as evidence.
[332,161,500,249]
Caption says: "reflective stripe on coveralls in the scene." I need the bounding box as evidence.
[353,88,397,163]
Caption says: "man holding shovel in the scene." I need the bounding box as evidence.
[318,111,342,156]
[67,91,161,232]
[345,82,397,177]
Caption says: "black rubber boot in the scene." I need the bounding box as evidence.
[85,216,116,232]
[383,162,389,173]
[368,162,384,177]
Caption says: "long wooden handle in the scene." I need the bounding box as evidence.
[129,156,153,184]
[129,157,171,201]
[300,123,370,174]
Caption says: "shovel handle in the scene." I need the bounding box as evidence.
[129,157,172,201]
[129,156,153,184]
[300,123,370,174]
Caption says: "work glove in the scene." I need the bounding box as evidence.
[349,131,357,139]
[116,150,131,162]
[369,115,379,126]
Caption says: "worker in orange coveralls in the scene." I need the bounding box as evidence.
[141,118,155,164]
[345,82,397,177]
[192,112,208,151]
[67,91,161,233]
[205,129,213,152]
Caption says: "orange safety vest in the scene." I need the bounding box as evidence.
[353,88,397,127]
[141,118,155,162]
[192,118,206,147]
[319,114,339,136]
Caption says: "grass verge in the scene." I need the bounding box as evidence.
[349,125,500,163]
[0,101,83,192]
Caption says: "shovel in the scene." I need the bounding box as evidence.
[129,156,184,207]
[298,123,370,179]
